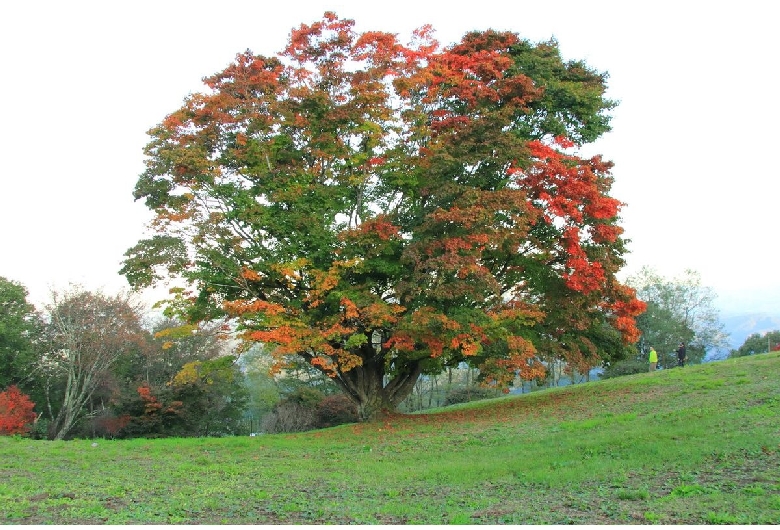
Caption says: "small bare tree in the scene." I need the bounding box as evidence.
[41,287,147,440]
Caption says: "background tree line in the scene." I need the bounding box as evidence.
[600,267,731,378]
[0,278,250,439]
[729,330,780,357]
[1,264,735,439]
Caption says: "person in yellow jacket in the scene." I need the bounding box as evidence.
[648,346,658,372]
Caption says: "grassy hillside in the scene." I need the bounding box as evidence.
[1,352,778,524]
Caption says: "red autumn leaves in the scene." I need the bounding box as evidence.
[0,386,36,435]
[125,13,646,417]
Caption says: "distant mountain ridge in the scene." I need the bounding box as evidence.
[720,312,780,351]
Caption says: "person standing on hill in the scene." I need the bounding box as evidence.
[676,342,687,367]
[648,346,658,372]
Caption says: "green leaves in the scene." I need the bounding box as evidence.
[506,38,616,145]
[0,277,41,390]
[122,13,642,418]
[120,236,189,289]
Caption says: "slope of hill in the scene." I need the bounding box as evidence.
[1,353,778,524]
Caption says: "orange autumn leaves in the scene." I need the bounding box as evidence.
[227,253,548,379]
[216,131,643,381]
[126,12,647,407]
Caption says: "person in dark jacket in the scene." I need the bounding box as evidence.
[676,342,687,367]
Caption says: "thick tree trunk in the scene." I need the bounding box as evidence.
[331,344,423,422]
[354,392,391,423]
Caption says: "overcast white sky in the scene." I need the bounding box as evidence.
[1,0,777,316]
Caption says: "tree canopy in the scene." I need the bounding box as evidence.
[40,288,148,440]
[731,330,780,358]
[627,267,729,365]
[122,13,645,420]
[0,276,41,393]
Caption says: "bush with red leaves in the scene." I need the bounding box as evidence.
[0,385,37,436]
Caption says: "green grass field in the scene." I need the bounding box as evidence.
[2,352,778,524]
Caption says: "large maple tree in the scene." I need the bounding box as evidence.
[122,13,645,420]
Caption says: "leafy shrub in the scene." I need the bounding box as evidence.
[108,356,249,439]
[89,412,132,439]
[29,416,49,440]
[283,386,326,407]
[261,388,358,432]
[600,358,649,379]
[261,387,325,433]
[316,394,358,428]
[0,385,37,436]
[262,401,318,433]
[444,386,497,406]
